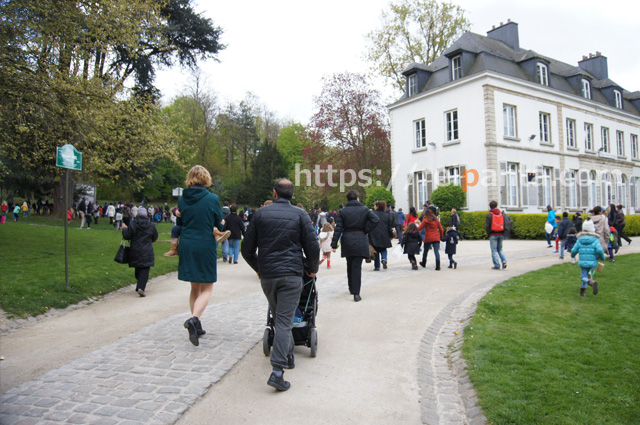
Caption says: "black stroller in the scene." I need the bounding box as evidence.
[262,271,318,358]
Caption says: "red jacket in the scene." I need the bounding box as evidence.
[417,217,443,243]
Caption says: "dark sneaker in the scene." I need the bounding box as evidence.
[491,266,500,270]
[354,294,362,302]
[502,263,507,269]
[382,260,387,269]
[454,262,457,269]
[137,288,146,297]
[419,261,426,268]
[592,280,598,295]
[267,372,290,391]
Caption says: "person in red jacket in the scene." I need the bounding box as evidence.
[485,200,507,270]
[417,207,444,270]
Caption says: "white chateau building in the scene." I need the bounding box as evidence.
[389,21,640,215]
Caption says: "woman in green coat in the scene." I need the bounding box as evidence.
[178,165,224,346]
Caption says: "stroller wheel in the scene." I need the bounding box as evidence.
[309,328,318,358]
[263,328,272,356]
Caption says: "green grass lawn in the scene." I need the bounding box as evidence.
[0,215,181,317]
[464,254,640,425]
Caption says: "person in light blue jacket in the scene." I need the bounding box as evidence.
[570,219,605,297]
[545,205,557,248]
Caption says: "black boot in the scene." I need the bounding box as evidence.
[196,319,206,336]
[184,317,200,346]
[435,260,440,271]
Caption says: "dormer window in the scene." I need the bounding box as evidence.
[536,63,548,86]
[614,90,623,109]
[408,74,417,96]
[581,79,591,99]
[451,56,462,80]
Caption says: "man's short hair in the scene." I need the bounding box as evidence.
[346,190,359,201]
[223,201,229,207]
[562,211,568,218]
[274,178,294,200]
[489,200,498,209]
[230,203,237,213]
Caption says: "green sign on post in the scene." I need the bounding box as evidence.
[56,144,82,171]
[56,144,82,288]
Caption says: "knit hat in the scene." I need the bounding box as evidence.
[137,208,148,218]
[582,219,595,233]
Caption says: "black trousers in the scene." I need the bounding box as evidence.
[346,256,363,295]
[408,254,417,265]
[616,224,631,244]
[135,267,150,291]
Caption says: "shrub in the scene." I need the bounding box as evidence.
[365,187,395,210]
[625,214,640,236]
[511,213,547,240]
[430,183,465,212]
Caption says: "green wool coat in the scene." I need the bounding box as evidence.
[177,187,224,283]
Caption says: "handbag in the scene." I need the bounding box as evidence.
[391,244,403,260]
[114,239,130,264]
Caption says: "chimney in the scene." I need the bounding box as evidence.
[487,20,519,51]
[578,53,608,80]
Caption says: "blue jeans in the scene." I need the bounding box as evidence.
[373,247,387,270]
[422,242,440,263]
[229,239,241,263]
[221,240,229,259]
[545,228,556,246]
[580,268,590,289]
[490,235,507,268]
[559,239,567,258]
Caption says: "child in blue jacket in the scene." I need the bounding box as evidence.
[570,219,605,297]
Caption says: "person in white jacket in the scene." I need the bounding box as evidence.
[318,222,334,268]
[106,203,116,225]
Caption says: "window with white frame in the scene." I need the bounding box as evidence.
[585,123,594,151]
[614,90,623,109]
[566,119,576,148]
[601,127,610,153]
[445,110,459,141]
[451,56,462,80]
[616,131,625,157]
[631,134,639,159]
[601,173,612,204]
[415,171,427,207]
[618,175,628,206]
[539,112,551,143]
[414,119,426,149]
[536,63,548,86]
[542,167,553,207]
[581,79,591,99]
[503,104,517,137]
[408,74,417,96]
[589,171,597,207]
[446,166,461,186]
[566,170,577,207]
[506,163,519,207]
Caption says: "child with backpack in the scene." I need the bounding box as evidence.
[570,219,604,297]
[401,222,422,270]
[442,227,459,269]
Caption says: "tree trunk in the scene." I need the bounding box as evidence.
[53,172,74,219]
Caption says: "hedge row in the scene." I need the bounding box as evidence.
[438,211,640,240]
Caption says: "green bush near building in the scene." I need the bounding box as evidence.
[439,210,640,240]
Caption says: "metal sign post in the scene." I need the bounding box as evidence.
[56,144,82,288]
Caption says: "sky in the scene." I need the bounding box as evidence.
[154,0,640,125]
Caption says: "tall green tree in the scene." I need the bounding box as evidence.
[244,140,285,206]
[0,0,224,215]
[364,0,470,92]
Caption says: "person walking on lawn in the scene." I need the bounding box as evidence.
[242,178,319,391]
[485,200,507,270]
[570,219,604,297]
[557,212,575,260]
[121,208,158,297]
[178,165,225,347]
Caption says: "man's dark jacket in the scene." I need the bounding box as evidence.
[242,198,319,278]
[331,200,379,257]
[557,218,575,240]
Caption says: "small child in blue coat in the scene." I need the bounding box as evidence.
[570,219,605,297]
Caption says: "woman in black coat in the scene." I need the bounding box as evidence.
[331,190,378,302]
[224,203,246,264]
[122,208,158,297]
[368,201,394,271]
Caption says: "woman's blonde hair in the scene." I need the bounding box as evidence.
[185,165,212,188]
